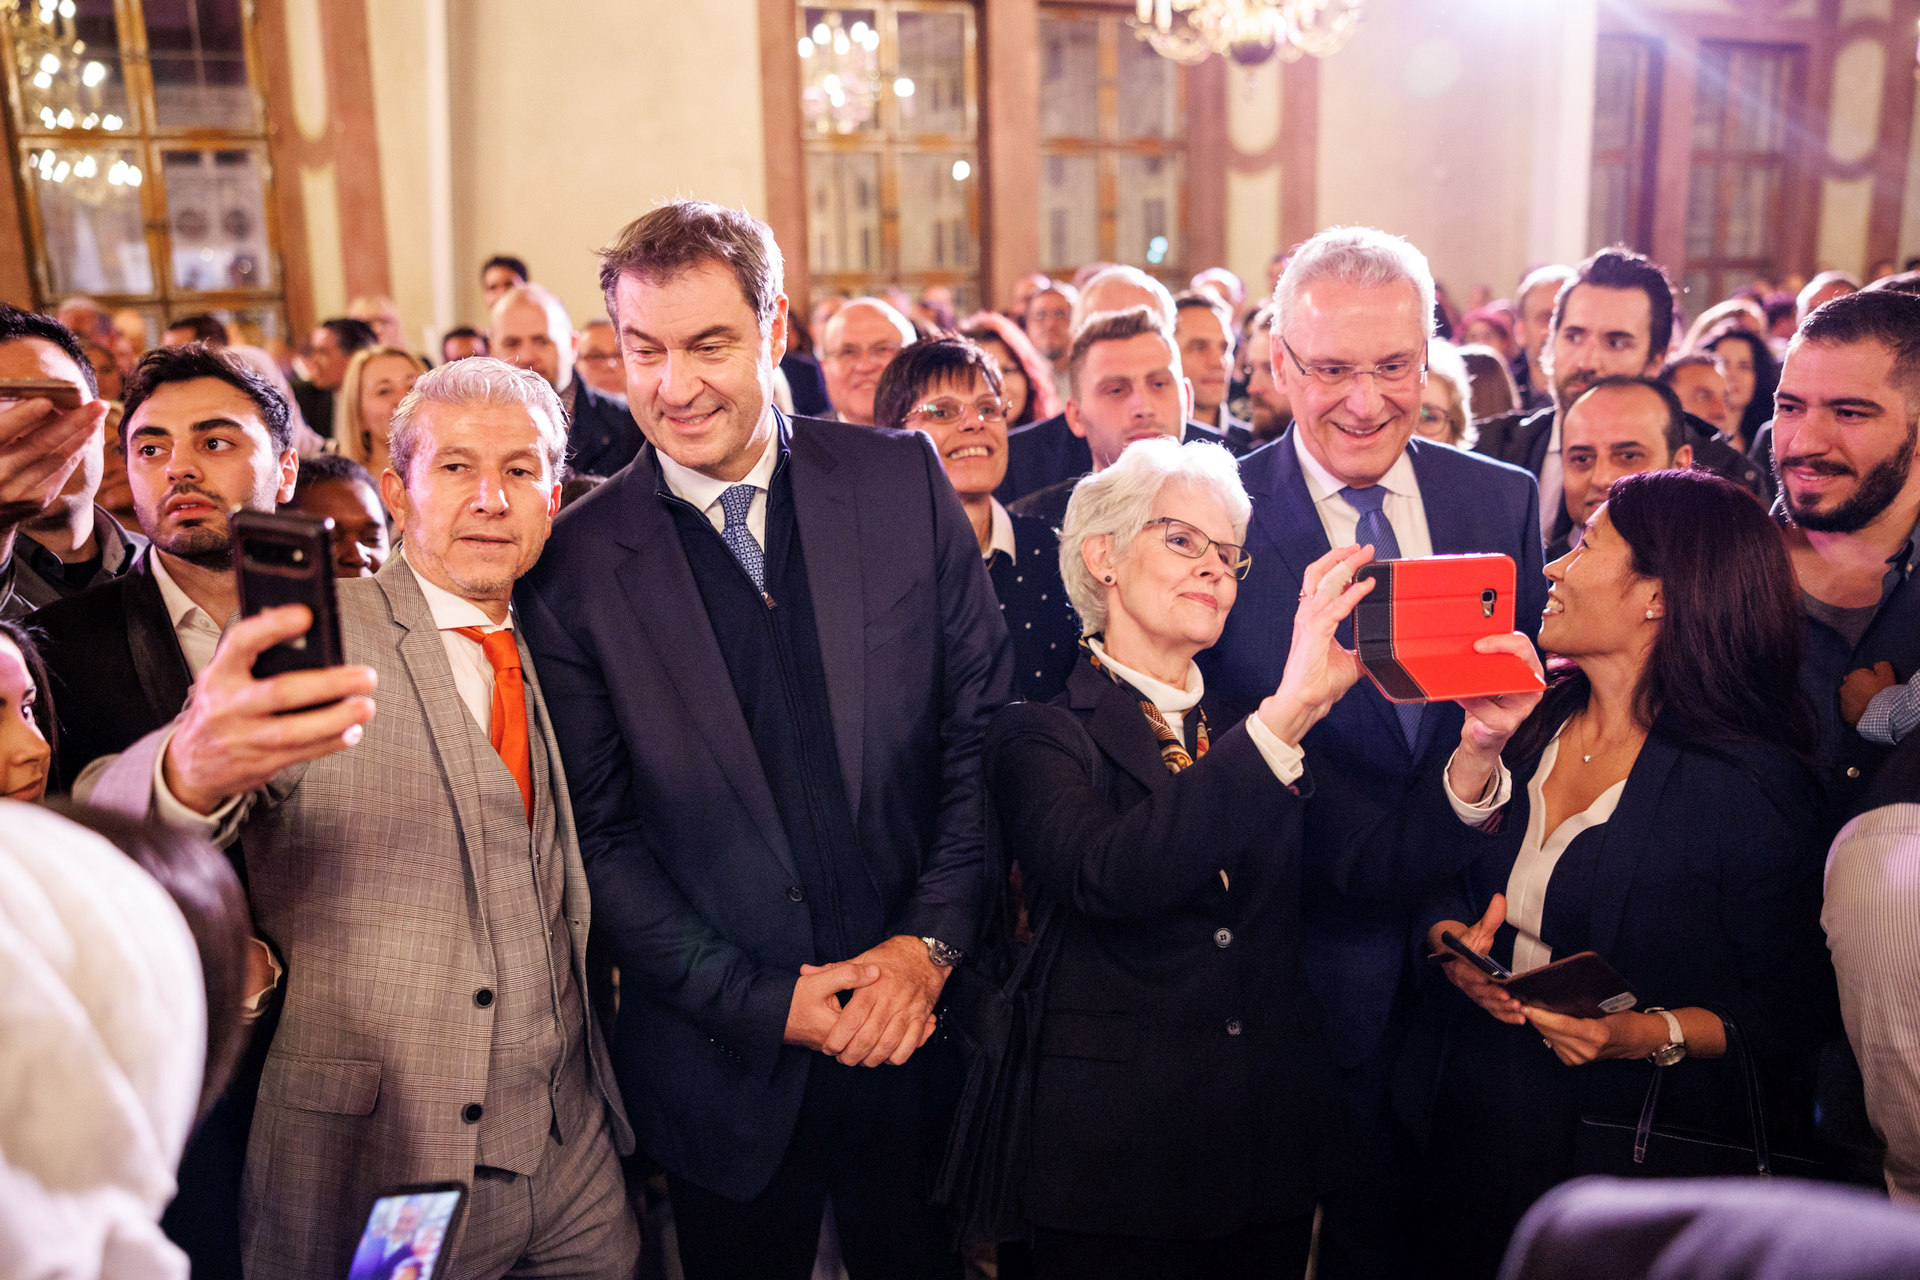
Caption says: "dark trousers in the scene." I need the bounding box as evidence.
[1029,1215,1314,1280]
[1316,1036,1419,1280]
[667,1053,961,1280]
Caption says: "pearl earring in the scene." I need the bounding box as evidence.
[1645,608,1656,620]
[1105,575,1113,583]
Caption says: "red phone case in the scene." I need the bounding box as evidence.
[1352,554,1546,704]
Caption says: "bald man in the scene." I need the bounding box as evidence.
[491,284,640,476]
[998,265,1240,503]
[819,298,916,426]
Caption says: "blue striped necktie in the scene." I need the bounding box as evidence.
[1340,484,1423,750]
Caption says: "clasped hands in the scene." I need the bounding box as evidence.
[783,934,947,1068]
[1430,894,1672,1067]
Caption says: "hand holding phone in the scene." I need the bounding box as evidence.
[1353,554,1547,704]
[0,384,106,528]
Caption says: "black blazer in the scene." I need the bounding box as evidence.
[997,413,1239,504]
[988,656,1475,1239]
[1410,698,1833,1140]
[989,510,1079,703]
[1006,421,1244,529]
[565,378,645,478]
[30,548,192,791]
[515,411,1014,1201]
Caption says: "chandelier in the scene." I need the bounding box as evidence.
[1131,0,1362,67]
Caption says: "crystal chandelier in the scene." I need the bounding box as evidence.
[1131,0,1362,67]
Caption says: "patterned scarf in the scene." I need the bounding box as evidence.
[1086,639,1209,774]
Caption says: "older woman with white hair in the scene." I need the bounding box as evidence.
[984,436,1522,1279]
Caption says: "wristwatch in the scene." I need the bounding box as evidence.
[1646,1007,1687,1067]
[921,936,964,968]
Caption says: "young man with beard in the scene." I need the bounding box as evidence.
[30,344,298,791]
[1773,290,1920,813]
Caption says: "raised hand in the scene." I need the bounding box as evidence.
[1428,894,1526,1025]
[162,605,379,814]
[0,394,108,528]
[1449,632,1545,801]
[1257,543,1377,746]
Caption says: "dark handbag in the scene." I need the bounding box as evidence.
[1575,1010,1822,1179]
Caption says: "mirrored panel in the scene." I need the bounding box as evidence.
[807,150,883,274]
[800,7,882,135]
[26,143,154,295]
[1039,17,1098,140]
[897,151,976,272]
[147,0,256,129]
[1039,152,1098,273]
[1115,34,1178,141]
[162,148,273,291]
[895,9,968,136]
[1116,152,1181,272]
[6,0,132,134]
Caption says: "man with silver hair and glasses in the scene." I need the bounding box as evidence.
[85,357,642,1280]
[1000,265,1241,505]
[1201,225,1545,1279]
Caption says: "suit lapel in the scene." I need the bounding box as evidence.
[1585,731,1681,959]
[786,419,866,817]
[1072,659,1174,795]
[611,450,800,881]
[125,552,193,724]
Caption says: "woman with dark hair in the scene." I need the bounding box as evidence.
[1409,469,1831,1279]
[875,334,1078,699]
[1702,323,1778,453]
[0,619,53,802]
[960,310,1062,427]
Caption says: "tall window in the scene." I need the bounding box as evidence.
[1682,42,1804,304]
[798,2,981,313]
[1,0,284,343]
[1038,8,1184,287]
[1588,34,1658,255]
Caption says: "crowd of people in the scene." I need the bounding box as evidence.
[9,197,1920,1280]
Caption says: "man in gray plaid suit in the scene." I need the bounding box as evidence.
[85,357,641,1279]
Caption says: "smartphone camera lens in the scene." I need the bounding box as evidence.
[1480,588,1496,617]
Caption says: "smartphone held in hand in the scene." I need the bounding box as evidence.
[0,378,83,412]
[1353,554,1547,704]
[232,509,343,681]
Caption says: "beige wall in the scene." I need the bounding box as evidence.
[1314,0,1593,302]
[366,0,770,347]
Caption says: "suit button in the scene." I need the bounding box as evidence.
[474,988,494,1008]
[1847,767,1861,779]
[462,1103,484,1123]
[787,885,806,903]
[1225,1019,1243,1036]
[1214,928,1233,948]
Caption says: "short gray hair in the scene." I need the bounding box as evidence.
[1273,226,1435,343]
[388,356,569,487]
[1059,436,1250,637]
[1071,265,1177,334]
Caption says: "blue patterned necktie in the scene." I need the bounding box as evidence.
[1339,484,1423,750]
[718,483,765,592]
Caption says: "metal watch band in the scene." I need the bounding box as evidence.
[921,936,963,968]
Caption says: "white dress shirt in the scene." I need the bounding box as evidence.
[1085,637,1303,786]
[985,498,1017,563]
[148,552,227,678]
[1538,415,1564,542]
[1825,803,1920,1202]
[655,418,781,552]
[1291,429,1434,559]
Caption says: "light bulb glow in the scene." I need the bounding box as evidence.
[812,22,829,42]
[951,159,971,181]
[894,76,914,96]
[798,36,814,56]
[102,114,122,130]
[40,53,59,73]
[81,60,105,86]
[32,72,52,89]
[55,108,73,128]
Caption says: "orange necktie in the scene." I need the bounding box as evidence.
[454,626,533,824]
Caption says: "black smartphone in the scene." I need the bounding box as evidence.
[232,510,343,681]
[346,1181,465,1280]
[1440,929,1513,981]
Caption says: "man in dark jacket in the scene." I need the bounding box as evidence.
[492,282,642,477]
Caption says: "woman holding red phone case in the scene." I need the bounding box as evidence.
[1408,469,1832,1278]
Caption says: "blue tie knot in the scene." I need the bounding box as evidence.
[719,483,756,530]
[1340,484,1388,516]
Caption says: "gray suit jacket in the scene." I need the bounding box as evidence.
[86,557,631,1280]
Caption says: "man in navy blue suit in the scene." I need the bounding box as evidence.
[1200,225,1545,1279]
[516,201,1013,1280]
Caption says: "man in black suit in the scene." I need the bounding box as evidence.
[1546,376,1695,559]
[0,305,143,620]
[1199,225,1545,1279]
[1476,247,1676,542]
[291,317,375,436]
[998,267,1237,504]
[29,342,296,1280]
[516,200,1013,1280]
[1010,306,1215,528]
[492,282,642,477]
[33,344,298,791]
